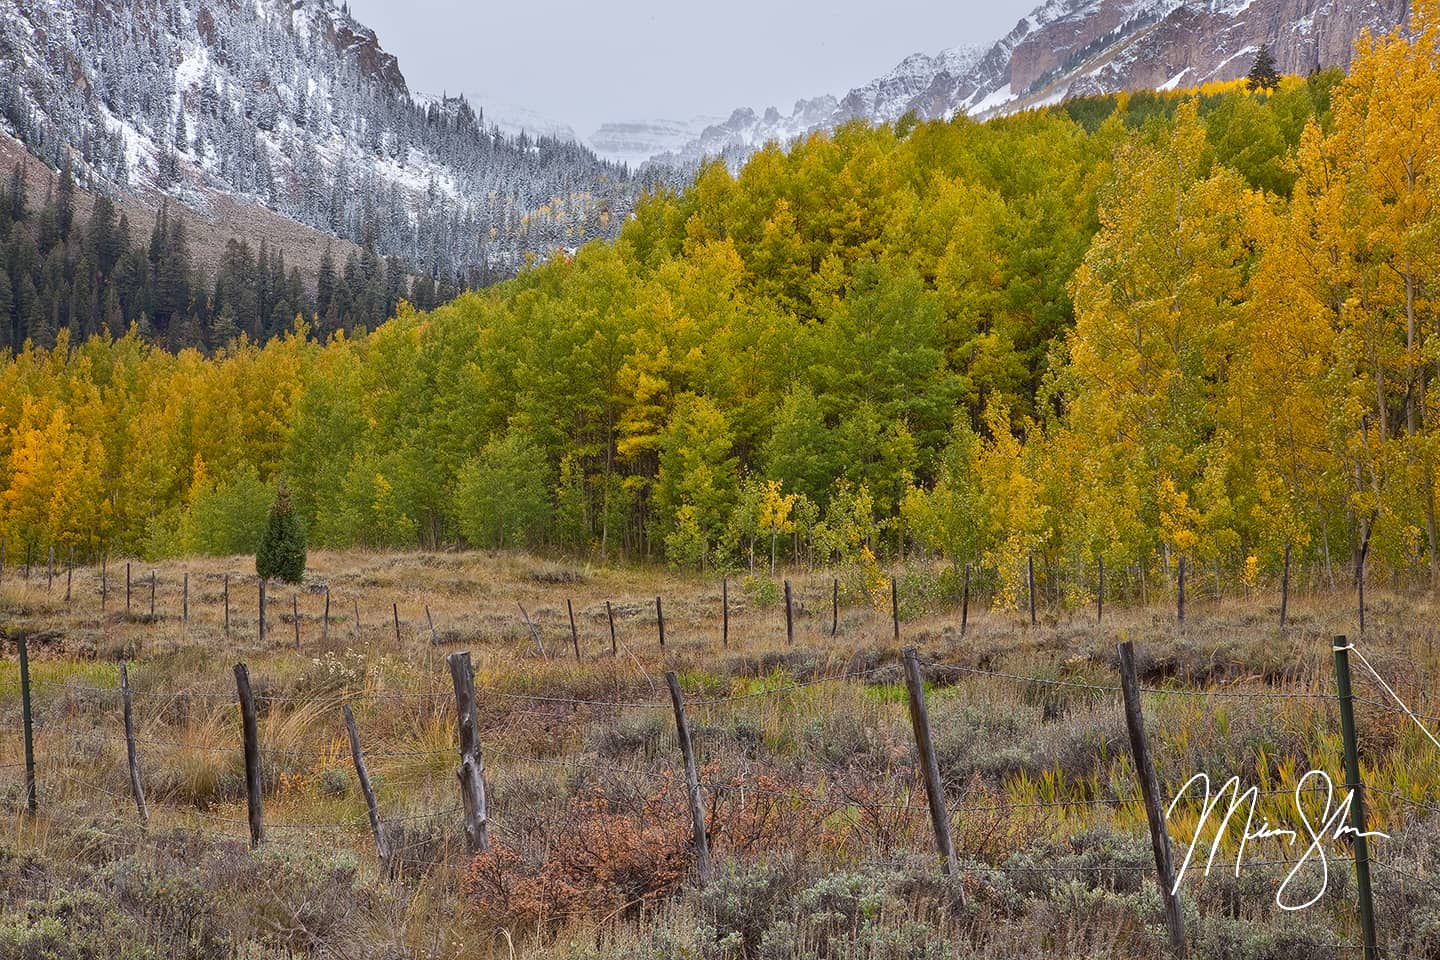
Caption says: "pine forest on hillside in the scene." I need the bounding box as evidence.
[7,10,1440,611]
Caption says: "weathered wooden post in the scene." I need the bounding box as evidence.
[960,564,970,638]
[233,662,264,848]
[891,577,900,642]
[784,579,794,646]
[1280,544,1291,629]
[901,647,960,889]
[322,587,331,644]
[606,600,617,656]
[181,572,189,632]
[342,704,390,871]
[1357,547,1367,635]
[65,547,73,602]
[292,593,300,649]
[722,577,729,647]
[656,595,666,648]
[665,671,711,884]
[1332,636,1378,960]
[223,574,230,639]
[1117,641,1185,957]
[1027,554,1036,626]
[18,632,35,813]
[426,605,439,646]
[24,541,31,579]
[517,602,545,657]
[393,603,401,644]
[1098,555,1105,625]
[353,598,361,643]
[148,571,155,618]
[567,599,580,661]
[447,652,489,853]
[100,556,107,612]
[126,561,132,615]
[831,577,839,637]
[47,546,54,592]
[119,662,148,825]
[258,579,268,646]
[1177,556,1186,627]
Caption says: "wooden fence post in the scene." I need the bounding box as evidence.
[1,535,7,586]
[656,596,665,648]
[447,651,489,853]
[1117,641,1185,957]
[65,547,73,602]
[148,571,155,618]
[1357,547,1367,635]
[567,599,580,661]
[1332,636,1378,960]
[342,704,390,872]
[18,632,35,813]
[100,556,107,612]
[126,561,131,615]
[223,575,230,639]
[1028,554,1036,626]
[233,662,264,848]
[960,564,970,639]
[292,593,300,649]
[784,579,794,646]
[1280,544,1291,629]
[426,605,439,646]
[606,600,617,656]
[322,587,331,644]
[258,579,268,646]
[47,546,54,592]
[901,647,961,888]
[722,578,729,647]
[393,603,401,644]
[665,671,711,884]
[23,542,31,579]
[182,572,188,632]
[353,598,361,643]
[831,577,839,637]
[891,577,900,642]
[119,661,148,825]
[1177,557,1186,627]
[517,602,545,657]
[1098,556,1105,625]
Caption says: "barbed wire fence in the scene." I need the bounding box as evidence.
[0,562,1436,958]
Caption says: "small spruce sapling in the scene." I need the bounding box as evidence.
[256,481,307,584]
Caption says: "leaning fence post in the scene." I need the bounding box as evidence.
[148,571,155,618]
[901,647,961,889]
[393,603,401,645]
[784,579,794,646]
[656,596,665,648]
[119,661,148,825]
[182,572,188,631]
[65,547,73,602]
[342,703,390,872]
[1280,544,1291,629]
[322,587,331,644]
[353,598,361,643]
[566,599,580,661]
[665,671,711,884]
[606,600,617,656]
[18,632,35,813]
[447,651,489,853]
[223,574,230,639]
[258,579,268,646]
[1117,641,1185,957]
[126,561,132,615]
[233,662,264,848]
[100,556,107,612]
[426,605,439,646]
[517,602,545,657]
[1332,636,1378,960]
[292,593,300,649]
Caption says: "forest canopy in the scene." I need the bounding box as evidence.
[7,6,1440,609]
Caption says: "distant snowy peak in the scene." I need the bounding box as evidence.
[653,0,1407,169]
[586,117,725,167]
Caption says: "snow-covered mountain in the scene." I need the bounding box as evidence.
[0,0,636,278]
[653,0,1408,169]
[586,117,725,167]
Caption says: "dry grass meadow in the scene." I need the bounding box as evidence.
[2,550,1439,959]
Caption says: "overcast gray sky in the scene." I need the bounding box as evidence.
[347,1,1039,137]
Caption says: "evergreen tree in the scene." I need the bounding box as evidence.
[1247,45,1281,92]
[256,481,307,583]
